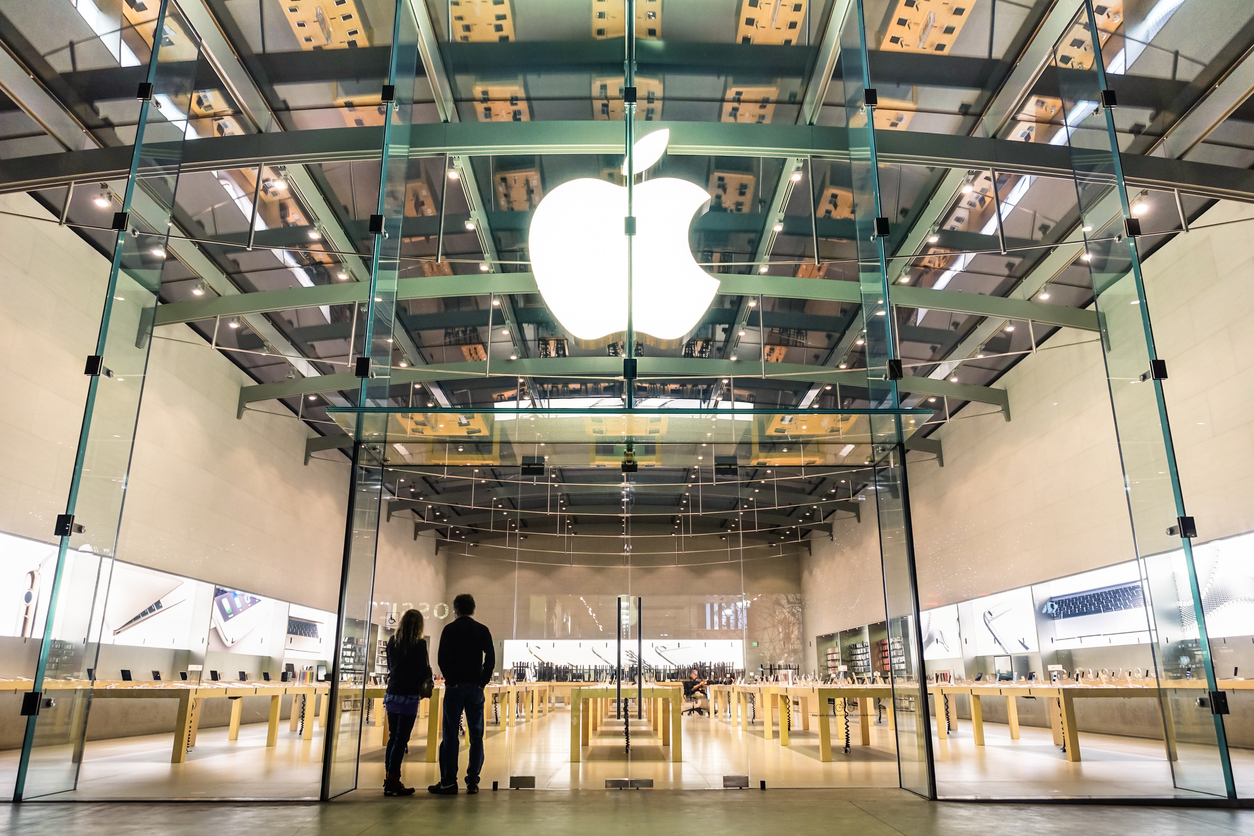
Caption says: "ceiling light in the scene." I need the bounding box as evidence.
[928,235,940,244]
[93,190,111,208]
[748,299,757,307]
[337,271,349,280]
[510,354,517,360]
[949,375,958,383]
[790,171,803,182]
[1004,324,1015,332]
[772,223,783,233]
[838,363,847,369]
[900,276,910,284]
[492,298,500,306]
[307,395,316,401]
[927,396,937,403]
[228,318,240,329]
[150,247,165,258]
[191,282,205,296]
[875,309,886,316]
[1131,201,1149,217]
[447,170,459,180]
[398,360,408,367]
[1081,252,1092,262]
[501,329,509,335]
[759,264,769,273]
[1038,291,1050,300]
[307,230,321,240]
[730,354,737,361]
[427,401,434,407]
[465,220,476,230]
[738,330,745,336]
[961,184,974,195]
[479,263,489,272]
[855,338,865,346]
[270,178,286,190]
[824,384,832,390]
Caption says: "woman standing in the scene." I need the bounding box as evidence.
[383,609,432,796]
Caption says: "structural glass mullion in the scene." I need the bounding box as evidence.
[320,0,421,801]
[12,0,201,801]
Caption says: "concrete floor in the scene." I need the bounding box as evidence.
[3,789,1254,836]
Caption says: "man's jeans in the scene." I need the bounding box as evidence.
[438,684,485,787]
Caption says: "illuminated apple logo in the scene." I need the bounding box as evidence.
[528,130,719,342]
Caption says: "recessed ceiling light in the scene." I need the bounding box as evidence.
[337,271,349,280]
[928,235,939,244]
[447,170,459,180]
[772,223,783,233]
[191,282,205,296]
[790,172,803,182]
[479,263,489,272]
[307,230,321,240]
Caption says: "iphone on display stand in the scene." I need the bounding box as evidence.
[211,587,267,647]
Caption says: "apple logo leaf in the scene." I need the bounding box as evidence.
[621,129,671,178]
[529,129,721,343]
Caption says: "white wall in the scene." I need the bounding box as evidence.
[800,200,1254,639]
[0,190,444,616]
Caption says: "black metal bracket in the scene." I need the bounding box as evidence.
[1124,217,1142,237]
[864,88,878,107]
[1149,359,1167,380]
[873,217,890,238]
[354,356,371,379]
[1167,515,1197,538]
[136,82,154,101]
[1100,89,1118,108]
[624,216,636,235]
[20,691,41,716]
[623,358,638,381]
[623,86,637,104]
[84,355,105,376]
[111,211,129,231]
[368,214,385,235]
[887,359,903,380]
[54,513,81,537]
[380,84,396,103]
[1210,690,1230,715]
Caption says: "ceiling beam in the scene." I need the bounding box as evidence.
[160,270,1095,332]
[6,122,1254,203]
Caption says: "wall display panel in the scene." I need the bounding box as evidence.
[920,605,960,661]
[1033,562,1150,651]
[503,639,744,669]
[0,533,59,641]
[967,587,1039,657]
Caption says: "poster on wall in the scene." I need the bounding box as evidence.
[101,562,209,650]
[970,587,1039,656]
[1177,532,1254,640]
[0,533,59,640]
[206,586,281,655]
[503,639,744,670]
[921,605,961,660]
[1033,561,1150,649]
[285,603,334,660]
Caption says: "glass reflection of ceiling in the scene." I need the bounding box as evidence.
[328,407,925,467]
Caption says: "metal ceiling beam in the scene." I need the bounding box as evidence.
[158,269,1096,332]
[237,355,1009,417]
[7,123,1254,203]
[0,40,95,151]
[157,270,1096,332]
[1159,41,1254,161]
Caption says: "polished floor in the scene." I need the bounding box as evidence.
[4,789,1254,836]
[4,698,1252,800]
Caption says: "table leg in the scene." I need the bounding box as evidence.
[318,694,330,729]
[887,697,896,730]
[381,709,390,749]
[267,695,281,747]
[1048,697,1063,746]
[290,694,301,731]
[1005,695,1020,740]
[802,696,812,731]
[426,694,441,762]
[778,694,790,746]
[662,697,672,747]
[739,692,748,730]
[228,697,243,741]
[1061,694,1081,762]
[763,690,775,740]
[582,697,591,746]
[303,697,315,741]
[189,698,203,746]
[670,696,682,762]
[571,696,583,762]
[935,694,948,739]
[172,692,193,764]
[818,696,832,762]
[859,698,871,746]
[505,688,514,728]
[970,694,984,746]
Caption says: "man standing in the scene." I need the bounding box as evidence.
[430,593,495,795]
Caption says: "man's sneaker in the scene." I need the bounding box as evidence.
[428,782,458,795]
[466,784,479,794]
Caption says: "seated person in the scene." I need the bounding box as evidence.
[682,669,709,715]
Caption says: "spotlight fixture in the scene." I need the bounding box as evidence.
[479,263,490,272]
[1081,252,1093,262]
[1004,324,1015,332]
[337,271,349,280]
[1038,291,1050,300]
[307,229,321,240]
[928,235,940,244]
[228,318,240,329]
[150,247,165,258]
[492,298,500,306]
[772,223,783,233]
[790,171,803,182]
[748,299,757,307]
[759,264,768,273]
[465,220,476,230]
[191,282,205,296]
[949,375,958,383]
[447,170,459,180]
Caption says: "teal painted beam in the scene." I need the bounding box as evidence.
[161,270,1093,334]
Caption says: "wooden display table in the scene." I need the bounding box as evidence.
[568,685,682,763]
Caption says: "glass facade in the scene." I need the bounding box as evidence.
[0,0,1251,805]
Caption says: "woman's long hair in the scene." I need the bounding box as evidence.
[395,609,424,650]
